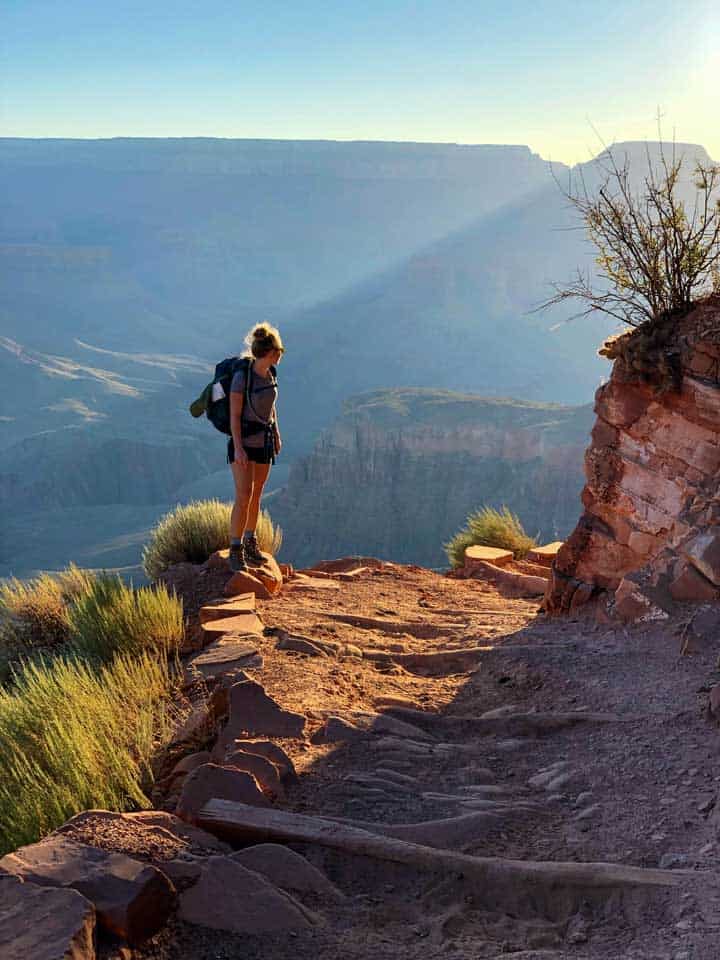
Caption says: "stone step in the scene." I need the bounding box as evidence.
[527,541,564,566]
[200,594,256,624]
[200,612,265,637]
[186,638,263,680]
[464,545,514,567]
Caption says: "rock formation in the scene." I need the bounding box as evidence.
[546,298,720,618]
[272,389,592,568]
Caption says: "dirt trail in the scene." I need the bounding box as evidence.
[134,562,720,960]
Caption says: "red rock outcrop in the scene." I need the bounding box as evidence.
[546,298,720,619]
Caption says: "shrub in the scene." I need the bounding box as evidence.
[142,499,283,579]
[445,506,537,568]
[0,651,181,854]
[68,574,184,662]
[0,565,98,680]
[0,564,96,650]
[543,139,720,331]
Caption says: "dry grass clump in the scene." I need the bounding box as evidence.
[0,651,181,854]
[445,506,538,568]
[142,499,283,579]
[0,565,96,649]
[69,574,184,662]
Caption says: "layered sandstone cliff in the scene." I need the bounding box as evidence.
[546,298,720,618]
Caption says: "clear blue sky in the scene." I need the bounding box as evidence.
[2,0,718,163]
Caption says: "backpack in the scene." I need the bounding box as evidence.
[189,356,277,436]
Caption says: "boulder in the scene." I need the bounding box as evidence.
[223,747,285,799]
[222,680,306,741]
[176,763,269,824]
[682,531,720,587]
[223,570,272,600]
[212,549,284,598]
[0,837,175,945]
[613,577,669,623]
[0,874,96,960]
[178,856,316,933]
[310,716,366,744]
[221,739,299,784]
[669,561,720,603]
[231,844,344,900]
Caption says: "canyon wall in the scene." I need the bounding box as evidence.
[270,389,592,569]
[546,298,720,618]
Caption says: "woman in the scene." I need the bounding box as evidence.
[228,323,283,572]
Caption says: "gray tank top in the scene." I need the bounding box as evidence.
[230,361,277,448]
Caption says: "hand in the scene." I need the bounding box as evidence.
[274,435,282,455]
[234,447,249,469]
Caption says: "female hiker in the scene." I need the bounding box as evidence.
[228,323,283,572]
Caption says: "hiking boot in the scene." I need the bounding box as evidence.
[229,541,248,573]
[244,533,264,567]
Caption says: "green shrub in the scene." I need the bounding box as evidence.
[445,506,538,568]
[68,574,184,662]
[142,499,283,579]
[0,651,180,854]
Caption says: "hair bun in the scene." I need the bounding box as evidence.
[252,324,271,340]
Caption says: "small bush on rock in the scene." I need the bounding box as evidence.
[68,574,184,662]
[0,651,179,854]
[445,506,537,568]
[142,499,283,579]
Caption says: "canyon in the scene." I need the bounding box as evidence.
[271,389,593,569]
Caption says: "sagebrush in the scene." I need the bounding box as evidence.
[0,565,98,680]
[69,574,184,662]
[0,651,182,854]
[445,506,537,568]
[142,499,283,579]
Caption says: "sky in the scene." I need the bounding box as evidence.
[1,0,718,165]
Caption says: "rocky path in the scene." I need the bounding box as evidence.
[144,560,720,959]
[6,559,718,960]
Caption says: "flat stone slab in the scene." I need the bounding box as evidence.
[200,612,265,637]
[527,542,564,566]
[0,836,175,945]
[200,594,256,624]
[464,546,514,567]
[179,855,315,933]
[187,638,263,679]
[0,874,96,960]
[232,844,344,900]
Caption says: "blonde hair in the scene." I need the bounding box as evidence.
[244,323,284,359]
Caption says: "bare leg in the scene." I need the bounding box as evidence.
[230,460,255,540]
[246,461,271,531]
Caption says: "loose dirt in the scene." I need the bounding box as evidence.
[116,562,720,960]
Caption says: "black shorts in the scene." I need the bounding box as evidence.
[227,437,273,465]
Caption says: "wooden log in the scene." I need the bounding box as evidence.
[197,801,682,918]
[362,647,486,675]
